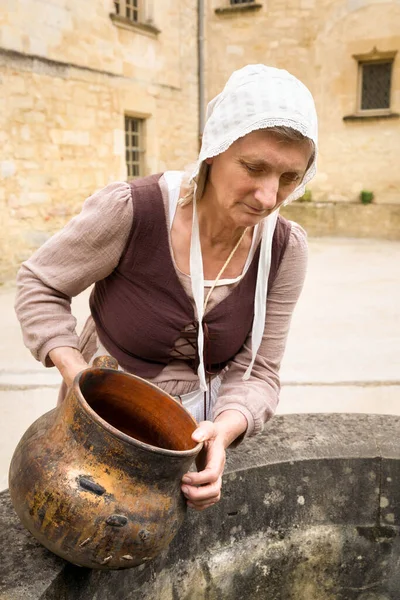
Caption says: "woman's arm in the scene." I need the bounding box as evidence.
[182,223,308,510]
[213,222,308,436]
[48,347,90,389]
[15,182,133,378]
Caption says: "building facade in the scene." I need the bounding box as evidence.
[206,0,400,238]
[0,0,399,280]
[207,0,400,200]
[0,0,199,280]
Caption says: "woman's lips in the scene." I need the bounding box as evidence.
[244,203,265,214]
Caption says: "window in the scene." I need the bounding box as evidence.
[344,48,399,121]
[111,1,160,35]
[215,0,261,15]
[350,48,397,117]
[359,61,392,111]
[125,116,144,179]
[114,0,139,23]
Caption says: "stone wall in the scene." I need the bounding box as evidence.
[1,0,400,280]
[281,200,400,239]
[1,414,400,599]
[207,0,400,205]
[0,0,199,281]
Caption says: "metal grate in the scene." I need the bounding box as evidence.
[115,0,139,22]
[361,61,392,110]
[125,116,144,179]
[230,0,255,4]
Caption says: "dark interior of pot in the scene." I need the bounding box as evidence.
[79,369,198,451]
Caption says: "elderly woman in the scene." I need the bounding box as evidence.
[15,64,317,512]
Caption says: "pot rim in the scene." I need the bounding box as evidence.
[73,366,203,458]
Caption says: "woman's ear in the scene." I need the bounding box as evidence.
[205,157,214,165]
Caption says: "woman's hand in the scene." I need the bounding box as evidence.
[181,421,225,511]
[48,347,89,389]
[181,410,248,511]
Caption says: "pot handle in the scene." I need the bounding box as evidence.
[92,355,119,370]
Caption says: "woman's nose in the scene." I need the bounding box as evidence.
[254,177,279,209]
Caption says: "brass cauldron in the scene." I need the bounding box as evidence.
[9,357,202,569]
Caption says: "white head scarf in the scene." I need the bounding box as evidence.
[189,64,318,391]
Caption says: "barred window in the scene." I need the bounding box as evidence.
[125,116,144,179]
[360,61,392,111]
[114,0,139,23]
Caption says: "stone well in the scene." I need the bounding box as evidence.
[1,413,399,599]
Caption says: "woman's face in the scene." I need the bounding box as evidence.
[203,129,313,228]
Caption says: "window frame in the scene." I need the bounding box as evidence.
[353,48,397,117]
[124,115,146,180]
[114,0,140,24]
[110,1,160,37]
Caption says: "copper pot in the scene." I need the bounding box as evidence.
[9,357,202,570]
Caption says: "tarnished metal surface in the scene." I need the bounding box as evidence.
[8,359,202,570]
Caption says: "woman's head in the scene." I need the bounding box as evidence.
[189,64,318,209]
[201,126,314,228]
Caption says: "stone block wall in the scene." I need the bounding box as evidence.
[1,0,400,280]
[2,414,400,599]
[281,201,400,239]
[0,0,199,281]
[207,0,400,205]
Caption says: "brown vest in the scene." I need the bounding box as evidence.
[90,174,292,378]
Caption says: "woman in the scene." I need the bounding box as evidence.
[15,64,318,512]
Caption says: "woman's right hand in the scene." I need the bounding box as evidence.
[48,347,89,388]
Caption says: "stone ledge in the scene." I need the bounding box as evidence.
[343,111,399,121]
[0,46,120,80]
[109,14,161,37]
[215,3,263,15]
[2,414,400,599]
[281,201,400,240]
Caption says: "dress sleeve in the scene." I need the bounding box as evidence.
[14,182,133,366]
[212,222,308,437]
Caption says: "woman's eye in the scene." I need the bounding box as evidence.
[281,173,300,184]
[245,164,262,174]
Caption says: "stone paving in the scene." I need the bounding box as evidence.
[1,237,399,490]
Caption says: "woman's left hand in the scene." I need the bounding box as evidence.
[181,410,248,511]
[181,421,226,511]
